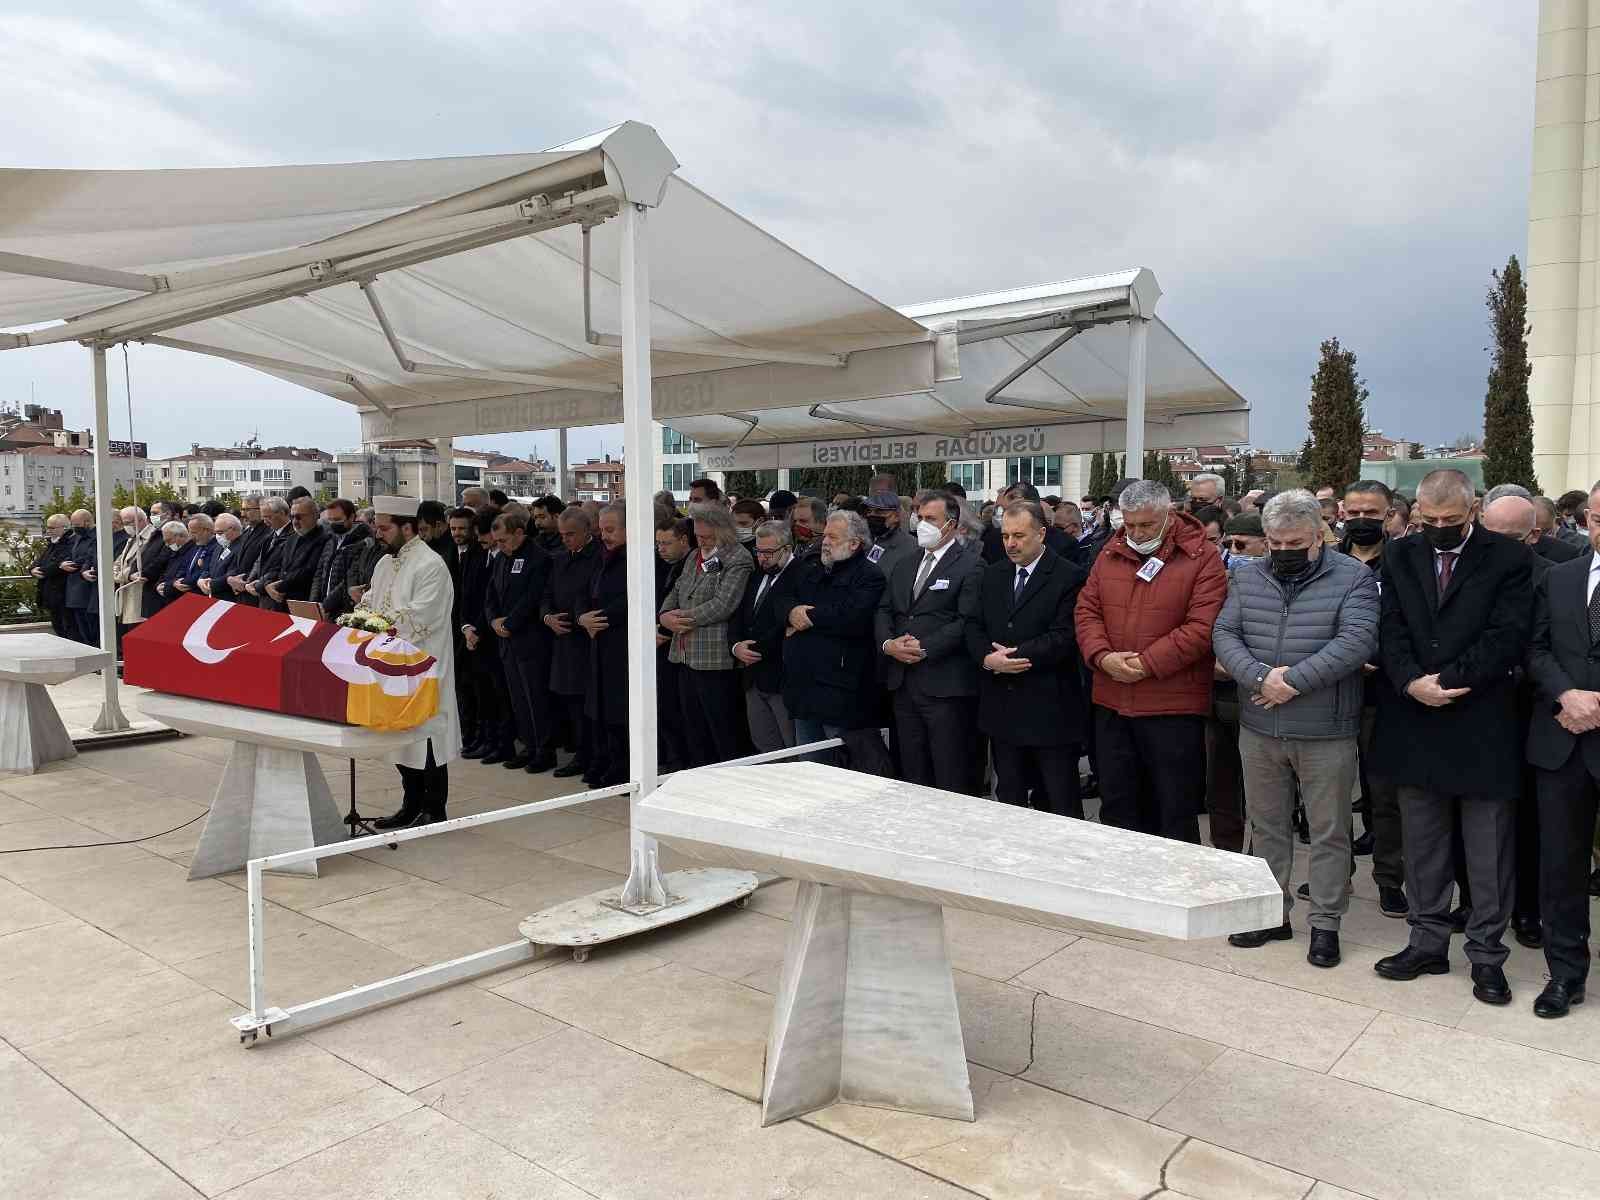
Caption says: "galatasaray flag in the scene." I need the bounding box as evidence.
[124,594,441,731]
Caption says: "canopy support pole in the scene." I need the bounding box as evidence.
[1125,318,1150,474]
[89,344,129,733]
[617,203,667,910]
[558,428,569,498]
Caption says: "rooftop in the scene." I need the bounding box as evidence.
[0,672,1588,1200]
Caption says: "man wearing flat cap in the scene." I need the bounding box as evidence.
[863,491,916,582]
[366,497,462,830]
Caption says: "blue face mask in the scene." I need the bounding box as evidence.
[1227,554,1263,571]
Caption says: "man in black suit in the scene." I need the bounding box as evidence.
[731,520,799,753]
[654,515,693,772]
[969,500,1089,816]
[981,482,1071,565]
[1370,469,1533,1007]
[223,497,270,605]
[482,509,556,773]
[243,498,293,608]
[581,503,630,786]
[1525,482,1600,1016]
[461,510,514,762]
[444,506,484,753]
[1534,496,1583,564]
[543,508,602,781]
[259,496,328,613]
[877,491,985,793]
[30,513,75,639]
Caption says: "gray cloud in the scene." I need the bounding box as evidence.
[0,0,1537,461]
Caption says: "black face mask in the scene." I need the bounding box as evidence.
[328,522,349,536]
[1421,522,1467,552]
[1343,517,1384,546]
[1270,547,1311,577]
[865,514,888,538]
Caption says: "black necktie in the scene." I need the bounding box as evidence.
[1013,566,1029,607]
[1588,575,1600,644]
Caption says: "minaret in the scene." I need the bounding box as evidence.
[1530,1,1597,493]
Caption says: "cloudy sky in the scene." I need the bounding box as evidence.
[0,0,1535,462]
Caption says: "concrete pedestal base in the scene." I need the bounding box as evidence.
[763,882,973,1126]
[0,679,78,775]
[189,743,346,880]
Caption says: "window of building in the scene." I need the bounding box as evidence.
[947,462,985,492]
[1004,456,1062,488]
[250,470,262,482]
[52,466,63,480]
[53,486,63,499]
[177,467,187,480]
[74,468,86,483]
[662,462,700,492]
[662,428,697,455]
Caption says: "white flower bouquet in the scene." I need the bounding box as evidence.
[336,608,396,635]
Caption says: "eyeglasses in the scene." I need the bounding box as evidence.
[1222,538,1258,551]
[754,546,785,558]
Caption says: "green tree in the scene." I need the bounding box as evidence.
[40,486,91,520]
[1085,453,1102,498]
[1407,442,1426,461]
[1481,255,1539,493]
[1306,338,1368,491]
[213,490,245,511]
[1238,452,1258,495]
[1296,437,1313,474]
[0,524,44,625]
[1117,454,1126,481]
[111,481,182,510]
[787,462,947,501]
[313,485,337,508]
[1222,464,1239,496]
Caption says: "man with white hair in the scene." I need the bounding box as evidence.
[1075,479,1228,842]
[149,520,191,616]
[1187,472,1225,509]
[1213,490,1380,967]
[62,509,97,643]
[111,506,155,633]
[199,512,243,600]
[1370,468,1533,1007]
[29,513,75,639]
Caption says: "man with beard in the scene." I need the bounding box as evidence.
[260,496,328,613]
[788,497,826,561]
[780,510,893,775]
[654,514,694,771]
[365,498,461,831]
[309,499,370,619]
[532,496,567,554]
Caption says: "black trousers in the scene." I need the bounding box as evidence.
[455,636,479,746]
[657,655,689,771]
[1358,708,1404,890]
[1536,755,1600,984]
[678,668,745,766]
[46,604,71,640]
[892,687,974,794]
[1205,707,1245,853]
[501,641,556,757]
[1399,786,1514,966]
[993,739,1083,818]
[556,692,592,770]
[1093,707,1203,843]
[71,607,97,646]
[396,741,448,819]
[473,648,515,756]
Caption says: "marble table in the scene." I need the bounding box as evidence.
[638,761,1282,1126]
[138,693,420,880]
[0,633,113,774]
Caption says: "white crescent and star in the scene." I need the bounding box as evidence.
[182,605,315,664]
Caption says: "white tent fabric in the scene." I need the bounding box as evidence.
[0,122,937,436]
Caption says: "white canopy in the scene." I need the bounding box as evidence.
[0,121,937,441]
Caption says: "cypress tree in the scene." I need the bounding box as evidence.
[1481,255,1538,492]
[1306,338,1367,491]
[1087,452,1104,497]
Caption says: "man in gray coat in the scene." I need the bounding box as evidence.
[1213,489,1380,969]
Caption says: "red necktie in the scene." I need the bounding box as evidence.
[1437,551,1456,597]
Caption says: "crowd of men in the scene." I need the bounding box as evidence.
[32,464,1600,1019]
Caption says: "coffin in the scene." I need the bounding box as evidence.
[123,594,440,731]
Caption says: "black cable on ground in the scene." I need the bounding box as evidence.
[0,811,205,855]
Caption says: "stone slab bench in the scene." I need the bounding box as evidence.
[0,633,113,774]
[638,761,1281,1126]
[138,693,419,880]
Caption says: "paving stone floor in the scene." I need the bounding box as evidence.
[3,678,1598,1198]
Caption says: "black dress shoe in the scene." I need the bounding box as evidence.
[460,744,487,760]
[1307,929,1341,968]
[1449,905,1469,934]
[502,755,529,770]
[1374,946,1450,980]
[373,808,428,831]
[1228,921,1292,949]
[1534,978,1586,1019]
[524,754,557,774]
[480,752,509,766]
[1512,916,1544,949]
[1471,963,1513,1006]
[1351,830,1374,857]
[1378,886,1409,918]
[552,760,587,778]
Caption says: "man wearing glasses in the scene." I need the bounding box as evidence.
[731,522,799,753]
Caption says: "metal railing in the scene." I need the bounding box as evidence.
[234,737,844,1043]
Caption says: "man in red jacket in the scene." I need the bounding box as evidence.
[1075,479,1229,842]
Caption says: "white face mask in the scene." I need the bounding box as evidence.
[916,519,947,551]
[1126,517,1167,557]
[1109,509,1124,532]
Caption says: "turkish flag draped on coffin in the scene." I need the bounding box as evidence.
[124,594,441,731]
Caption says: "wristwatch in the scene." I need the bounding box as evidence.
[1253,664,1270,690]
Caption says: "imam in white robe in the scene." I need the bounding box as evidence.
[364,536,461,769]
